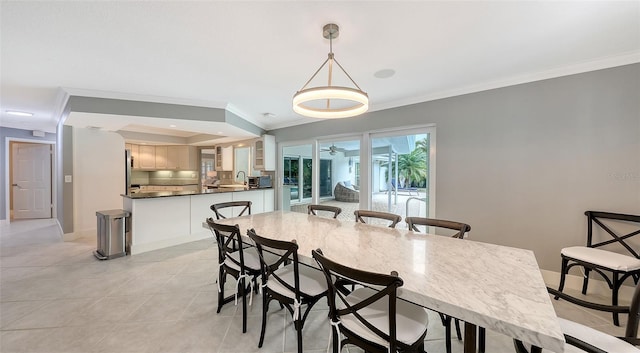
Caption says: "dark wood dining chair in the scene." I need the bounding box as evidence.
[247,229,328,353]
[405,216,476,353]
[556,211,640,326]
[405,217,471,238]
[354,210,401,228]
[515,283,640,353]
[313,248,429,353]
[307,204,342,219]
[210,201,252,220]
[206,218,262,333]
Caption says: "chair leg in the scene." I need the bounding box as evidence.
[258,294,268,347]
[613,272,620,326]
[295,318,303,353]
[478,326,486,353]
[241,277,247,333]
[556,258,569,299]
[217,271,225,313]
[454,319,462,340]
[331,326,339,353]
[581,267,591,295]
[444,315,452,353]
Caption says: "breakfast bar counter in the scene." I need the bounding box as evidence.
[122,188,274,254]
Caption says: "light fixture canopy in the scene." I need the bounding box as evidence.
[293,24,368,119]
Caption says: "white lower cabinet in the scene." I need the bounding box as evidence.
[232,190,264,214]
[125,189,277,255]
[263,189,275,212]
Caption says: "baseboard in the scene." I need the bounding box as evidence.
[63,228,94,241]
[130,230,210,255]
[541,269,635,299]
[0,219,8,226]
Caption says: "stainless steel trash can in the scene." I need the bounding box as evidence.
[94,209,131,260]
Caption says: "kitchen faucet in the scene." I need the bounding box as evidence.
[236,171,247,185]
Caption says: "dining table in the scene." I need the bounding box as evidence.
[215,210,565,353]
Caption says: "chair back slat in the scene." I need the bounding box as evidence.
[405,217,471,239]
[206,218,246,272]
[247,229,302,299]
[547,282,640,347]
[308,204,342,219]
[210,201,252,220]
[313,249,404,352]
[585,211,640,259]
[354,210,402,228]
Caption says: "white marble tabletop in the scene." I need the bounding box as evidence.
[216,211,565,353]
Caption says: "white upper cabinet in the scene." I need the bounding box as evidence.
[215,145,234,171]
[254,135,275,171]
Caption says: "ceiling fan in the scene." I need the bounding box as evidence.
[321,144,346,155]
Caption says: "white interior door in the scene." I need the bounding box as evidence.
[12,143,52,219]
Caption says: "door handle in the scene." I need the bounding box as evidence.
[12,183,23,189]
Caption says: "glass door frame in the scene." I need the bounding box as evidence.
[276,125,435,217]
[277,140,317,210]
[365,126,436,218]
[317,135,362,202]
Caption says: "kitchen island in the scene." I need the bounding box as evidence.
[122,188,274,254]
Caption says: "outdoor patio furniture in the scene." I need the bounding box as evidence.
[334,181,359,203]
[387,178,419,196]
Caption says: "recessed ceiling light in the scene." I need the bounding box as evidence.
[169,124,177,128]
[6,110,34,117]
[374,69,396,79]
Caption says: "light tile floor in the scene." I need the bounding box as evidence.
[0,219,628,353]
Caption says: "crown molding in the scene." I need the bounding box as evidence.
[370,51,640,113]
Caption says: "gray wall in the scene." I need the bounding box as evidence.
[56,125,73,233]
[0,127,57,221]
[269,63,640,271]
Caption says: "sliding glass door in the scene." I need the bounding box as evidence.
[370,130,432,219]
[277,129,433,220]
[282,144,312,212]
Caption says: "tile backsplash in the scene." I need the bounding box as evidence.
[131,170,199,186]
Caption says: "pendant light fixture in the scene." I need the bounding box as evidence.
[293,23,369,119]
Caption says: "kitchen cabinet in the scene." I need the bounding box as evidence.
[125,144,140,169]
[167,146,198,170]
[215,145,233,171]
[127,144,198,170]
[254,134,275,171]
[139,145,156,169]
[155,146,168,169]
[124,188,276,254]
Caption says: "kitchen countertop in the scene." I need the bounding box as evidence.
[122,187,272,199]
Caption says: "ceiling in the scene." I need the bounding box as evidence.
[1,1,639,139]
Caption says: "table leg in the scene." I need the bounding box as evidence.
[464,322,477,353]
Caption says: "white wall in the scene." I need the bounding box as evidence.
[325,152,350,191]
[72,128,125,238]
